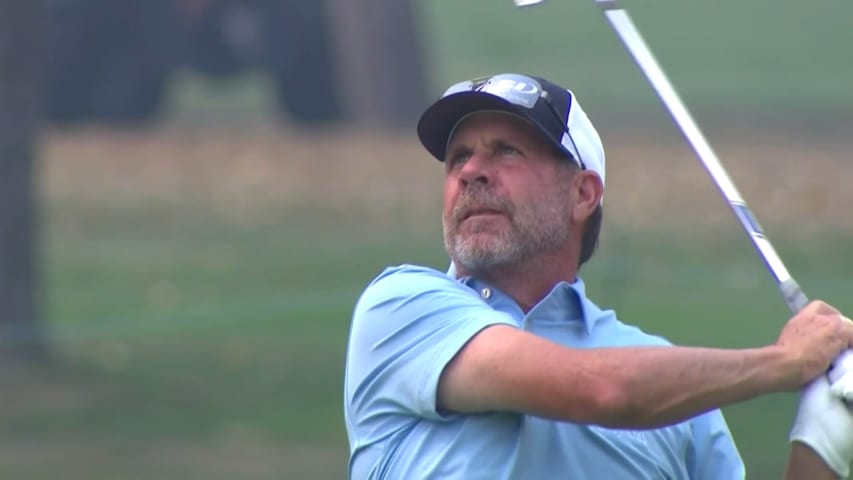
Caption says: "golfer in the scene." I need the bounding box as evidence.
[344,73,853,479]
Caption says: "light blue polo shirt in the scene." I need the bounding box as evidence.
[344,264,744,479]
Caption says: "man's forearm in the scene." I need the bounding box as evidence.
[784,443,840,480]
[587,345,799,428]
[441,326,801,428]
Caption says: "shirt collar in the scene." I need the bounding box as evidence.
[446,263,605,334]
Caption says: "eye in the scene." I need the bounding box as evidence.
[446,148,471,169]
[496,143,521,157]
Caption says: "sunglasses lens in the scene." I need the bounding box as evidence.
[477,75,541,109]
[441,74,542,110]
[442,80,475,97]
[436,74,584,168]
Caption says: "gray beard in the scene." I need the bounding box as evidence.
[442,187,571,274]
[443,218,524,271]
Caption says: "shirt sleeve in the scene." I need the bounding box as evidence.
[345,265,518,424]
[686,409,746,480]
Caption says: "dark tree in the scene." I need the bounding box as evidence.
[0,0,47,359]
[327,0,429,130]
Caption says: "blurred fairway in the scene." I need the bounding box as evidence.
[4,1,852,478]
[167,1,853,129]
[0,125,846,479]
[420,0,853,119]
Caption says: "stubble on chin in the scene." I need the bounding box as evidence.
[442,200,572,274]
[442,175,574,274]
[443,214,522,273]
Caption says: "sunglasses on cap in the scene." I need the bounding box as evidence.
[441,73,588,170]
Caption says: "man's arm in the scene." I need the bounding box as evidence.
[440,325,796,428]
[784,443,840,480]
[438,301,853,429]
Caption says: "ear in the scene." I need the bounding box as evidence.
[571,171,603,225]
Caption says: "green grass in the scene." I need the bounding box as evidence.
[24,3,853,477]
[159,1,853,128]
[7,198,848,478]
[0,209,448,479]
[419,0,853,117]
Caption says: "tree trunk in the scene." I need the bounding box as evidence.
[326,0,429,130]
[0,0,47,359]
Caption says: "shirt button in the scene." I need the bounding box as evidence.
[480,288,491,299]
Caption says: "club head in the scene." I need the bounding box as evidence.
[514,0,545,7]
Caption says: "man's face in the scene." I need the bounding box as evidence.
[442,111,576,273]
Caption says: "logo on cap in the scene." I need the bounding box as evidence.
[478,74,542,109]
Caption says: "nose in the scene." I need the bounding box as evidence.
[458,153,490,187]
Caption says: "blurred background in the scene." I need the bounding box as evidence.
[1,0,852,478]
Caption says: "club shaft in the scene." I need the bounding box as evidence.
[596,0,810,313]
[596,0,853,371]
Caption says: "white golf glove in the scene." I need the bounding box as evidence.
[829,350,853,402]
[789,374,853,478]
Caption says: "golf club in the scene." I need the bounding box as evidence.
[513,0,853,373]
[514,0,545,6]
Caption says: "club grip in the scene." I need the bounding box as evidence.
[780,278,809,314]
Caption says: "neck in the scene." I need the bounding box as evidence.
[458,252,579,312]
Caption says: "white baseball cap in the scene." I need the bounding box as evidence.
[416,73,605,188]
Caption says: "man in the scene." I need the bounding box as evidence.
[344,73,853,479]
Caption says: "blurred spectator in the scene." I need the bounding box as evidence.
[43,0,425,129]
[45,0,178,125]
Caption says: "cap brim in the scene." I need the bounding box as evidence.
[417,91,548,162]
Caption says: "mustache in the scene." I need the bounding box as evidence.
[450,187,514,224]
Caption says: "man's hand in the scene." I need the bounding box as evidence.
[789,374,853,478]
[776,301,853,389]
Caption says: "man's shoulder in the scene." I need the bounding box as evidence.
[355,263,473,308]
[591,305,674,347]
[614,321,674,347]
[368,263,449,284]
[362,264,458,293]
[349,263,505,348]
